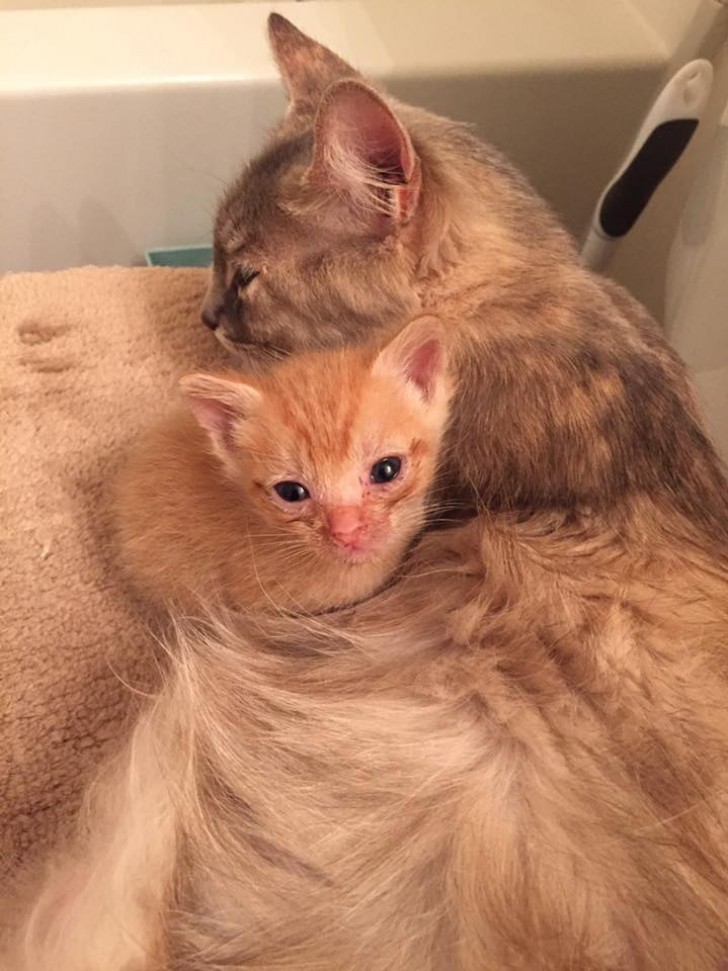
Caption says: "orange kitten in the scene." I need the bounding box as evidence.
[114,316,450,614]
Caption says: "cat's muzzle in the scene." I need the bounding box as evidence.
[201,290,250,345]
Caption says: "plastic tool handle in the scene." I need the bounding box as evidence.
[582,59,714,271]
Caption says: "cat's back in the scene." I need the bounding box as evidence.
[167,512,728,971]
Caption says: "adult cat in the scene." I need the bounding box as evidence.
[169,15,728,969]
[16,506,728,970]
[137,514,728,970]
[203,15,728,541]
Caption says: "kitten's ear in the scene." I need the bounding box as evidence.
[268,14,358,115]
[180,373,262,462]
[310,80,421,226]
[373,316,448,403]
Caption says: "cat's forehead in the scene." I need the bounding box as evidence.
[216,132,312,251]
[259,353,405,470]
[271,355,361,446]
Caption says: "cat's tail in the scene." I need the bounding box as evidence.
[13,688,184,971]
[8,607,288,971]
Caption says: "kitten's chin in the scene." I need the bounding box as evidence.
[327,532,389,564]
[331,538,403,570]
[332,546,377,566]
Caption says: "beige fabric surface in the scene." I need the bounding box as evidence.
[0,267,226,929]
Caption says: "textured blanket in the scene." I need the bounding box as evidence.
[0,267,225,931]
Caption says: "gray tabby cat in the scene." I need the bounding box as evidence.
[204,15,728,539]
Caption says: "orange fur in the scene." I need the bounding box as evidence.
[114,316,451,613]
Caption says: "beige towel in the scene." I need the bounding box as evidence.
[0,267,226,928]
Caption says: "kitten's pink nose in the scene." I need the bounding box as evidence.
[327,506,368,550]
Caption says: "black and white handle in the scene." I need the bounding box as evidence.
[582,59,713,271]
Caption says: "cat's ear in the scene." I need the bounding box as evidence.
[268,14,358,116]
[309,80,421,227]
[180,373,262,464]
[373,316,448,404]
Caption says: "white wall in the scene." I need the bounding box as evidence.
[5,0,251,7]
[665,62,728,463]
[628,0,705,48]
[0,0,665,272]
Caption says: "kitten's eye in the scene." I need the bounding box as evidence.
[370,457,402,484]
[274,481,310,503]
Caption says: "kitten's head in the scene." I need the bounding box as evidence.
[202,15,432,356]
[181,316,450,580]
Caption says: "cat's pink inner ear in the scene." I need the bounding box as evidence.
[312,80,421,224]
[180,375,261,451]
[267,14,358,113]
[376,317,447,402]
[185,395,236,446]
[403,338,444,401]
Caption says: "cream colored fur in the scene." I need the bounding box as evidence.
[14,502,728,971]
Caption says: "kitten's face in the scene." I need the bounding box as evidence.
[201,18,425,357]
[183,318,450,577]
[238,374,433,566]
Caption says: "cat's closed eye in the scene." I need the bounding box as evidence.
[234,266,260,292]
[370,457,402,484]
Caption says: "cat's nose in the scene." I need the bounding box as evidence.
[213,301,255,344]
[200,307,220,330]
[201,287,224,331]
[201,307,220,330]
[327,506,368,549]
